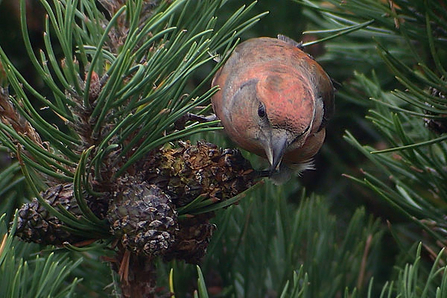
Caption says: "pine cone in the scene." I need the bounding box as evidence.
[164,214,215,263]
[15,183,108,245]
[136,140,257,263]
[141,140,256,207]
[108,182,178,256]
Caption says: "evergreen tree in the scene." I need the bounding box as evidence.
[0,0,446,297]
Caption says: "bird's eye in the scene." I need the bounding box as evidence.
[258,102,266,118]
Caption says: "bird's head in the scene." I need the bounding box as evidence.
[254,72,316,174]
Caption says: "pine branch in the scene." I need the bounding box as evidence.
[297,0,447,248]
[167,181,384,297]
[0,0,268,296]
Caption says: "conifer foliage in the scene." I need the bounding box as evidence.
[0,0,264,296]
[1,0,447,297]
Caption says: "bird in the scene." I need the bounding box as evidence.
[211,35,335,183]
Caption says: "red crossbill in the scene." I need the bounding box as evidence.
[211,35,335,182]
